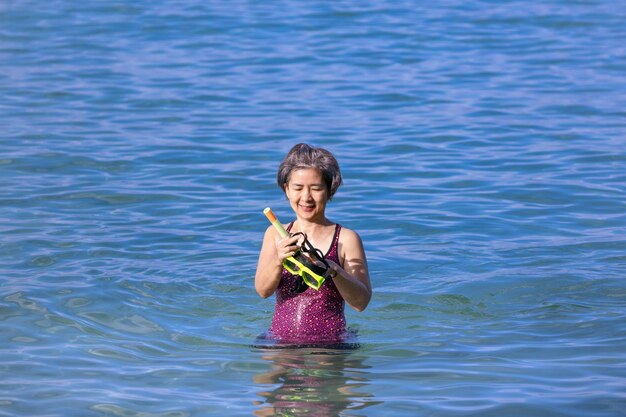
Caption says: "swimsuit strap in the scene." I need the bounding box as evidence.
[328,224,342,260]
[331,224,342,251]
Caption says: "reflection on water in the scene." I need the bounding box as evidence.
[252,347,380,416]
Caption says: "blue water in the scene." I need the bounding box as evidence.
[2,1,626,415]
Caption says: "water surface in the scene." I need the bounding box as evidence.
[1,1,625,416]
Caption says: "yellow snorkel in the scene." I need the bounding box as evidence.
[264,207,290,239]
[263,207,329,291]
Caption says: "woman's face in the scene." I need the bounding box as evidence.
[285,168,329,221]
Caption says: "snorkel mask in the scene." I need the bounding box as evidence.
[264,207,332,292]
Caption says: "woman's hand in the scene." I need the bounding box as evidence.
[274,234,302,264]
[255,226,302,298]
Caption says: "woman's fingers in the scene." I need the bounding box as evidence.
[276,235,301,261]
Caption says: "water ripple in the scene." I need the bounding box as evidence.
[2,0,626,416]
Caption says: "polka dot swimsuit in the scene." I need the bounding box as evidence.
[268,223,347,343]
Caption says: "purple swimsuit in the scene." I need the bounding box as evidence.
[268,223,348,344]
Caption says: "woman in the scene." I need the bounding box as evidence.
[255,143,372,345]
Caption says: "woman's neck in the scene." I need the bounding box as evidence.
[292,217,333,236]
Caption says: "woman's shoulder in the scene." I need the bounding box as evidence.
[264,219,294,233]
[263,223,290,238]
[336,224,363,245]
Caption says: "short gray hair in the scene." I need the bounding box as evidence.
[277,143,343,199]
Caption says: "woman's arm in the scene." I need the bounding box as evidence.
[254,225,301,298]
[328,228,372,312]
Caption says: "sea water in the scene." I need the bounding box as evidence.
[1,1,625,416]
